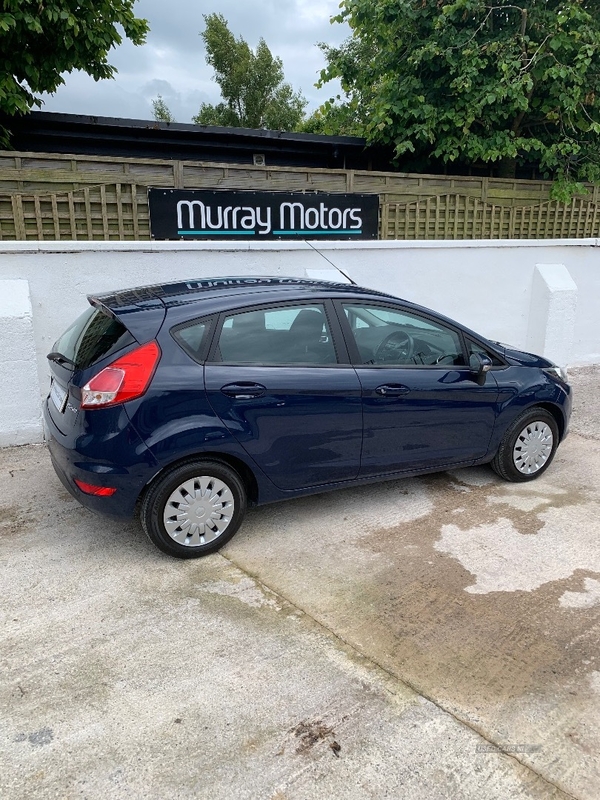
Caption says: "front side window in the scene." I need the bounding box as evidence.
[215,304,337,365]
[343,304,465,366]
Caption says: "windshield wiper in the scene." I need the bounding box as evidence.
[47,351,76,368]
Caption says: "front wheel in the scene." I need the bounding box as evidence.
[141,460,247,558]
[491,408,559,482]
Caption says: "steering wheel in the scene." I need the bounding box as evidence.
[434,353,457,365]
[374,330,415,364]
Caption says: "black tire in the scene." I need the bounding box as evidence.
[140,460,247,558]
[491,407,559,483]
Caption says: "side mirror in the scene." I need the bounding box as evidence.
[469,352,493,385]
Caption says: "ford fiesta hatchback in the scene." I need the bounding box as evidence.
[43,276,572,558]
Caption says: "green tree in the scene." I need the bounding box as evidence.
[302,97,364,137]
[152,95,176,123]
[193,13,307,130]
[319,0,600,192]
[0,0,148,143]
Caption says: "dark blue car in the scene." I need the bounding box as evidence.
[43,276,572,558]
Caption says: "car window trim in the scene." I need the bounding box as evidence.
[170,314,218,364]
[206,298,352,367]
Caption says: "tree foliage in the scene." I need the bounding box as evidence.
[320,0,600,189]
[302,97,364,137]
[0,0,148,137]
[193,13,307,131]
[152,95,175,123]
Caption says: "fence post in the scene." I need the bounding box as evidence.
[11,196,25,239]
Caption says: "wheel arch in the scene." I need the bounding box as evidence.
[491,401,562,482]
[489,397,566,463]
[137,451,260,513]
[535,402,566,441]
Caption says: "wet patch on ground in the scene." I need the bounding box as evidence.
[0,504,35,537]
[291,719,341,757]
[14,727,54,748]
[330,471,600,709]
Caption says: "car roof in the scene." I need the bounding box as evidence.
[87,275,498,352]
[87,277,403,342]
[89,276,395,313]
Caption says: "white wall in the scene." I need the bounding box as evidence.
[0,238,598,444]
[0,280,43,446]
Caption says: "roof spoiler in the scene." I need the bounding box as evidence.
[88,294,166,344]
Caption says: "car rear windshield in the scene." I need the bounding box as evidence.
[52,305,135,370]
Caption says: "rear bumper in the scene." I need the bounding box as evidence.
[43,400,158,518]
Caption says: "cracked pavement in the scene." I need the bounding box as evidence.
[1,369,598,799]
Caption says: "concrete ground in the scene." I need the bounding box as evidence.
[1,369,599,800]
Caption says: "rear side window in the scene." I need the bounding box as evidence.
[53,306,134,370]
[215,304,337,364]
[172,320,209,362]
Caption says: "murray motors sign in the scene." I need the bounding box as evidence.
[148,189,379,241]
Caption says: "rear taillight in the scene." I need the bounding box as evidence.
[81,341,161,409]
[74,479,117,496]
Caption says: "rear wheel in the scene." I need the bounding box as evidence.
[141,460,247,558]
[491,408,559,482]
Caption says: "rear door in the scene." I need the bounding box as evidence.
[204,300,363,491]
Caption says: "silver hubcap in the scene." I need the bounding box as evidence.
[163,476,234,547]
[513,421,554,475]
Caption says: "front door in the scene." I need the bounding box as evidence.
[338,301,500,477]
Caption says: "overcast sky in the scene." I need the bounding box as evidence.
[40,0,350,124]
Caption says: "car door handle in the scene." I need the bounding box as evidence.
[220,382,267,399]
[375,384,410,397]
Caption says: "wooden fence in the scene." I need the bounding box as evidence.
[381,194,600,240]
[1,150,598,241]
[1,183,148,241]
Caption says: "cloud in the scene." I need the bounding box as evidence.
[41,72,154,120]
[39,0,349,123]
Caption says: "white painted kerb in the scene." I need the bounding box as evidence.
[0,280,43,445]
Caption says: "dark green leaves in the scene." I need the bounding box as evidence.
[319,0,600,186]
[0,0,148,128]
